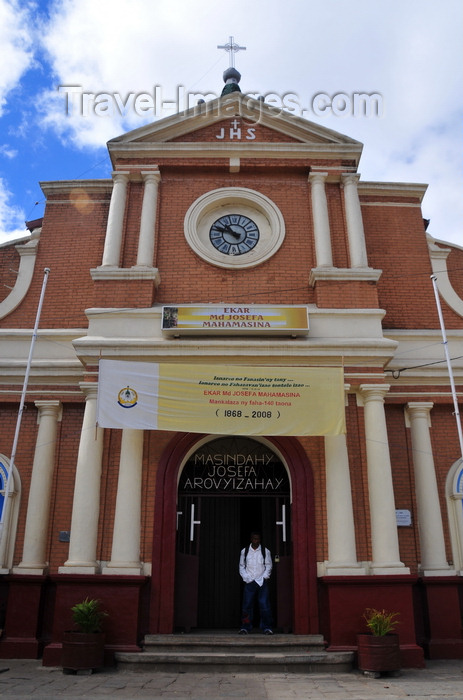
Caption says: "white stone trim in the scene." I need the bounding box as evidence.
[360,201,422,208]
[427,235,463,318]
[109,141,363,162]
[309,267,382,286]
[0,231,40,320]
[90,267,161,285]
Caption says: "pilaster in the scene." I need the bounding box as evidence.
[342,173,369,269]
[308,172,333,268]
[59,384,103,574]
[323,430,366,575]
[13,401,62,575]
[360,384,409,574]
[103,429,144,575]
[135,170,161,268]
[100,171,130,267]
[406,402,455,576]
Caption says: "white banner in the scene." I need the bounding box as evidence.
[97,360,160,430]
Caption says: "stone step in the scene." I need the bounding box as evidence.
[115,634,354,674]
[142,633,327,654]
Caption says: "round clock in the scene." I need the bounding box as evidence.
[209,214,260,256]
[184,187,285,270]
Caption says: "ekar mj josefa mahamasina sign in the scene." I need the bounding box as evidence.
[161,305,309,336]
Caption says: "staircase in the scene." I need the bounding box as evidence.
[115,633,354,673]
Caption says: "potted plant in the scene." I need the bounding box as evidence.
[357,608,401,676]
[61,598,108,673]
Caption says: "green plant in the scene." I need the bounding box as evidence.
[363,608,400,636]
[70,598,108,633]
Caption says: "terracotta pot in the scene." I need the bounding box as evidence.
[357,633,401,673]
[61,631,105,671]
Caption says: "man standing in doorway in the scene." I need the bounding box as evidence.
[239,531,273,634]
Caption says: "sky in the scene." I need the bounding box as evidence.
[0,0,462,247]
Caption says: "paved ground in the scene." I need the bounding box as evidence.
[0,659,462,699]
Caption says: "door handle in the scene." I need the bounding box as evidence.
[276,503,286,542]
[190,503,201,541]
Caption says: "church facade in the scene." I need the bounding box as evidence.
[0,89,463,667]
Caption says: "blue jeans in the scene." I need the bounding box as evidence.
[241,580,273,631]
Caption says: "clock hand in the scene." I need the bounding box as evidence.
[222,224,242,240]
[213,223,242,240]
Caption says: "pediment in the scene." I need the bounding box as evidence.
[108,93,362,148]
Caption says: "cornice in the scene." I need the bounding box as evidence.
[40,180,113,196]
[358,181,428,200]
[108,140,363,163]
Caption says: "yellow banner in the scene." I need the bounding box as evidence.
[161,305,309,335]
[98,361,345,436]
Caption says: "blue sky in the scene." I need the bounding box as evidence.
[0,0,462,247]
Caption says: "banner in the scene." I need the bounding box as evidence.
[97,361,345,436]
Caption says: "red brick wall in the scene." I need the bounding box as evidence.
[0,190,110,329]
[155,166,317,305]
[363,202,463,329]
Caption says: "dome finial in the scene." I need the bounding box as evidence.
[217,36,245,96]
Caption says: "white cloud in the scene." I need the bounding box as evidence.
[0,177,27,241]
[0,0,35,115]
[0,144,17,159]
[30,0,463,247]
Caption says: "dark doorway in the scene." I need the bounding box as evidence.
[176,493,291,630]
[152,433,318,636]
[174,437,292,631]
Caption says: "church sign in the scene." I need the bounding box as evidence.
[161,305,309,336]
[179,447,290,495]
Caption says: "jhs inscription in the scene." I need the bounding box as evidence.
[216,119,256,140]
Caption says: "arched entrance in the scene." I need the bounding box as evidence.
[149,433,318,635]
[174,436,291,630]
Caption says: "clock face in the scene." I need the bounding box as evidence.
[209,214,260,256]
[184,187,285,269]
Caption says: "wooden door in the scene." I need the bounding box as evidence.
[174,496,200,631]
[197,497,241,628]
[174,436,293,631]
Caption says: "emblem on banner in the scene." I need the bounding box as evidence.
[117,386,138,408]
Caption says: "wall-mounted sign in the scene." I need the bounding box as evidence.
[179,438,290,495]
[161,305,309,336]
[396,509,412,526]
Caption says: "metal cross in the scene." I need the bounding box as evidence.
[217,36,246,68]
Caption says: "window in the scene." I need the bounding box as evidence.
[0,455,21,572]
[446,458,463,573]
